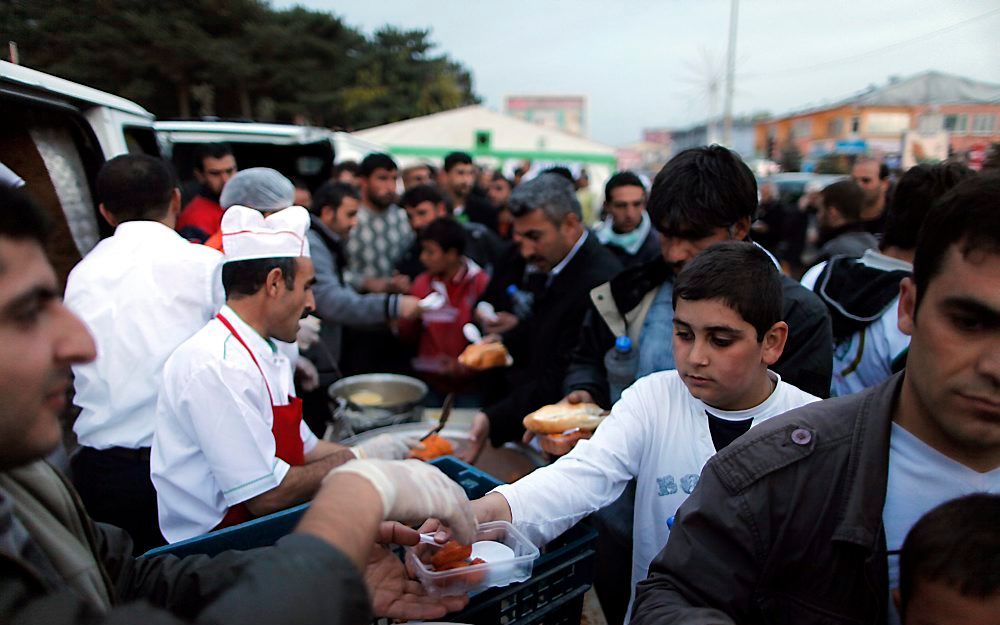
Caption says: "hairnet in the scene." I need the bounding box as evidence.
[220,167,295,212]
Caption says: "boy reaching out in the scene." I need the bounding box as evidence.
[401,217,490,392]
[472,241,819,617]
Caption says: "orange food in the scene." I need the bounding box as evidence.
[430,540,472,569]
[434,557,485,571]
[458,342,509,370]
[410,433,455,461]
[538,429,594,457]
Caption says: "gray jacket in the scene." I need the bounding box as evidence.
[306,215,400,381]
[0,461,371,625]
[632,374,901,624]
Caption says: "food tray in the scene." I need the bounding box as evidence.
[406,521,540,596]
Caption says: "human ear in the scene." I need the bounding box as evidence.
[761,321,788,366]
[731,216,751,241]
[898,277,916,337]
[266,267,284,296]
[98,204,118,228]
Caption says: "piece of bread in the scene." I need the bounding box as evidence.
[522,402,605,434]
[458,342,509,370]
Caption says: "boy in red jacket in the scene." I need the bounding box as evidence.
[402,218,490,393]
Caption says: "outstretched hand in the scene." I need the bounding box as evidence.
[365,544,469,620]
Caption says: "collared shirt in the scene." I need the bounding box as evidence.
[544,229,588,289]
[343,203,414,289]
[151,305,317,543]
[65,221,224,450]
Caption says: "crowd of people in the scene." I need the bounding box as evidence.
[0,138,996,625]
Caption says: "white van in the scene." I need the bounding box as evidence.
[0,60,158,281]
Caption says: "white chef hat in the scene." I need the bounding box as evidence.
[221,205,311,262]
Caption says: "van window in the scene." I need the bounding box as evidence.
[124,125,160,156]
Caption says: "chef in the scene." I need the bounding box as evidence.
[151,205,406,543]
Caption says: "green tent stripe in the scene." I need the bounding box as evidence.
[383,144,617,166]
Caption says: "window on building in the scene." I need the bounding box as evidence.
[866,112,911,135]
[972,114,995,135]
[851,116,860,133]
[943,114,968,133]
[791,119,812,139]
[827,118,844,138]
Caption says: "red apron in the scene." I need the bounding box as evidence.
[214,313,304,529]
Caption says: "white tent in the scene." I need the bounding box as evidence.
[355,105,618,200]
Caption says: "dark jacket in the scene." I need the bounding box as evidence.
[459,193,500,233]
[814,224,878,264]
[483,234,623,445]
[602,227,662,269]
[0,461,371,625]
[632,374,901,625]
[812,254,910,344]
[395,220,511,280]
[564,255,834,406]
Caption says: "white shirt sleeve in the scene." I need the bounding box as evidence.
[176,360,290,507]
[493,382,651,546]
[300,420,318,453]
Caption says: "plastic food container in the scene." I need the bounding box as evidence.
[406,521,540,596]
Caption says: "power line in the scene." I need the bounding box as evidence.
[742,6,1000,79]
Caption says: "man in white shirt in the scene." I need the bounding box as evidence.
[66,154,224,553]
[152,206,398,543]
[471,242,819,619]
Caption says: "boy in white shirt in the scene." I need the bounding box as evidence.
[471,241,819,618]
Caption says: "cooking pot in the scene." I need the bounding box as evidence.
[329,373,428,435]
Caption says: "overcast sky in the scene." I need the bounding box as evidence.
[278,0,1000,146]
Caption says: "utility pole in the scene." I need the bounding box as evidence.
[722,0,739,147]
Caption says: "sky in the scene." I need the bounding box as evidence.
[277,0,1000,146]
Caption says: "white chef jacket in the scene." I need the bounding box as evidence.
[151,305,318,543]
[493,370,818,615]
[65,221,224,450]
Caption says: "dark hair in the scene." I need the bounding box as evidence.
[310,181,360,217]
[332,160,359,177]
[820,180,865,223]
[401,184,446,210]
[672,241,782,341]
[898,494,1000,617]
[912,175,1000,312]
[359,153,398,178]
[193,143,234,171]
[0,187,51,245]
[491,171,512,187]
[419,217,466,255]
[97,154,177,222]
[443,151,473,172]
[854,156,888,180]
[882,163,975,251]
[605,171,646,201]
[222,257,297,299]
[541,166,575,184]
[648,145,757,240]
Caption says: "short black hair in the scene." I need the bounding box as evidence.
[443,151,473,172]
[222,257,297,299]
[0,187,51,246]
[491,171,512,187]
[332,160,359,177]
[672,241,782,341]
[193,143,233,171]
[401,184,446,210]
[898,494,1000,617]
[419,217,466,255]
[882,162,975,252]
[648,145,758,240]
[359,153,398,178]
[541,166,575,185]
[605,171,645,201]
[97,154,177,222]
[912,175,1000,312]
[820,180,865,223]
[310,180,360,217]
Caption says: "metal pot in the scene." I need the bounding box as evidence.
[329,374,428,435]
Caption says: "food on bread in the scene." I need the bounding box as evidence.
[522,402,605,434]
[349,390,384,406]
[538,428,595,457]
[430,540,473,569]
[410,433,455,461]
[458,341,509,370]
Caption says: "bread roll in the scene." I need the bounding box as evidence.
[458,342,509,369]
[522,402,605,434]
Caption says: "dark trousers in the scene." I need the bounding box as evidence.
[592,479,637,625]
[70,446,165,555]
